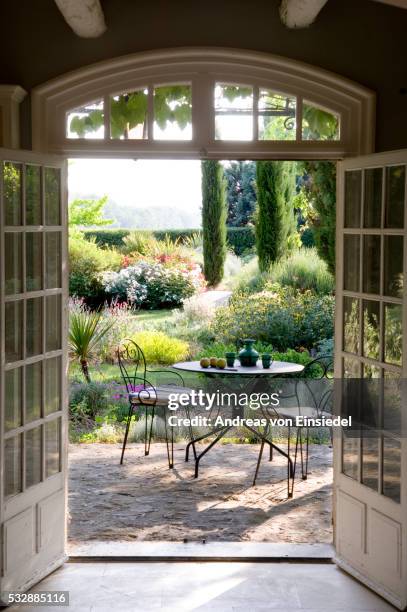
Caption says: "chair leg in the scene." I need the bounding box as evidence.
[287,424,291,498]
[145,405,155,456]
[303,426,309,480]
[120,404,132,465]
[269,430,273,461]
[253,439,266,486]
[164,407,174,469]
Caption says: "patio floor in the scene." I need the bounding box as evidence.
[68,441,332,545]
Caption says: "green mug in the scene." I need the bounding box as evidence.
[225,352,236,367]
[261,353,272,368]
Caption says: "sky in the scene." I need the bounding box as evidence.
[68,158,202,211]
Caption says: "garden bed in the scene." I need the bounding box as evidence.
[68,442,332,544]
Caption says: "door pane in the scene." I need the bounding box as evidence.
[26,232,43,291]
[362,364,381,378]
[25,426,42,489]
[46,232,62,288]
[5,233,22,295]
[26,164,42,225]
[343,297,359,354]
[363,235,381,294]
[258,90,296,140]
[45,419,61,477]
[45,167,61,225]
[46,295,62,351]
[45,356,61,415]
[26,361,42,423]
[5,435,22,498]
[363,167,382,228]
[384,235,403,298]
[384,303,402,366]
[5,300,23,362]
[26,297,43,357]
[361,433,379,491]
[5,368,22,431]
[4,162,22,225]
[385,165,405,229]
[383,437,401,503]
[343,357,360,378]
[362,300,380,360]
[343,235,360,291]
[342,432,359,480]
[344,170,361,228]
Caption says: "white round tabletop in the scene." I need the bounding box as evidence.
[172,360,304,376]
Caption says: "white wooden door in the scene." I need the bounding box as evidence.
[334,150,407,610]
[0,149,68,601]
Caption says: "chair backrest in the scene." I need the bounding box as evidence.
[296,354,334,416]
[116,339,148,394]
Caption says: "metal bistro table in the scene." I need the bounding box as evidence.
[172,360,304,497]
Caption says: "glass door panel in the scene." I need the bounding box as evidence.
[385,165,405,228]
[5,233,23,295]
[26,164,42,225]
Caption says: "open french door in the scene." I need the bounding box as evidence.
[334,149,407,610]
[0,149,68,601]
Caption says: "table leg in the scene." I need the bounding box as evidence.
[193,426,231,478]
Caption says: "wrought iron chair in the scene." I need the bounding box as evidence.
[117,338,190,469]
[254,355,333,491]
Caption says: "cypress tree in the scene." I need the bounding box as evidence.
[255,161,296,272]
[201,160,227,286]
[302,161,336,275]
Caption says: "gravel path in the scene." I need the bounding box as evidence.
[68,442,332,544]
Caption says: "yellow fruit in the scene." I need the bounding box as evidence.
[210,356,218,367]
[200,357,210,368]
[216,358,227,369]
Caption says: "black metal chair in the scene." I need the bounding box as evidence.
[254,355,333,491]
[117,339,190,469]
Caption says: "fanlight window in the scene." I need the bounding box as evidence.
[65,82,341,143]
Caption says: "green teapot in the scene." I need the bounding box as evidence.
[237,339,259,367]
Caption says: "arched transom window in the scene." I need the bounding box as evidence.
[32,48,375,159]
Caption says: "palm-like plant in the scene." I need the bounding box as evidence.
[69,309,114,383]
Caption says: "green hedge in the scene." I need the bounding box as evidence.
[226,227,256,255]
[84,227,255,255]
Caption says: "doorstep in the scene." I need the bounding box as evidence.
[68,540,334,562]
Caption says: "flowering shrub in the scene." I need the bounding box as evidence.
[103,260,205,309]
[211,283,334,351]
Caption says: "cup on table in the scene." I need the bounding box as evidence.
[225,352,236,367]
[261,353,272,368]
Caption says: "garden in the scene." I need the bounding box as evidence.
[68,159,336,446]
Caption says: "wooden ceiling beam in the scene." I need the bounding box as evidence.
[54,0,106,38]
[280,0,329,28]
